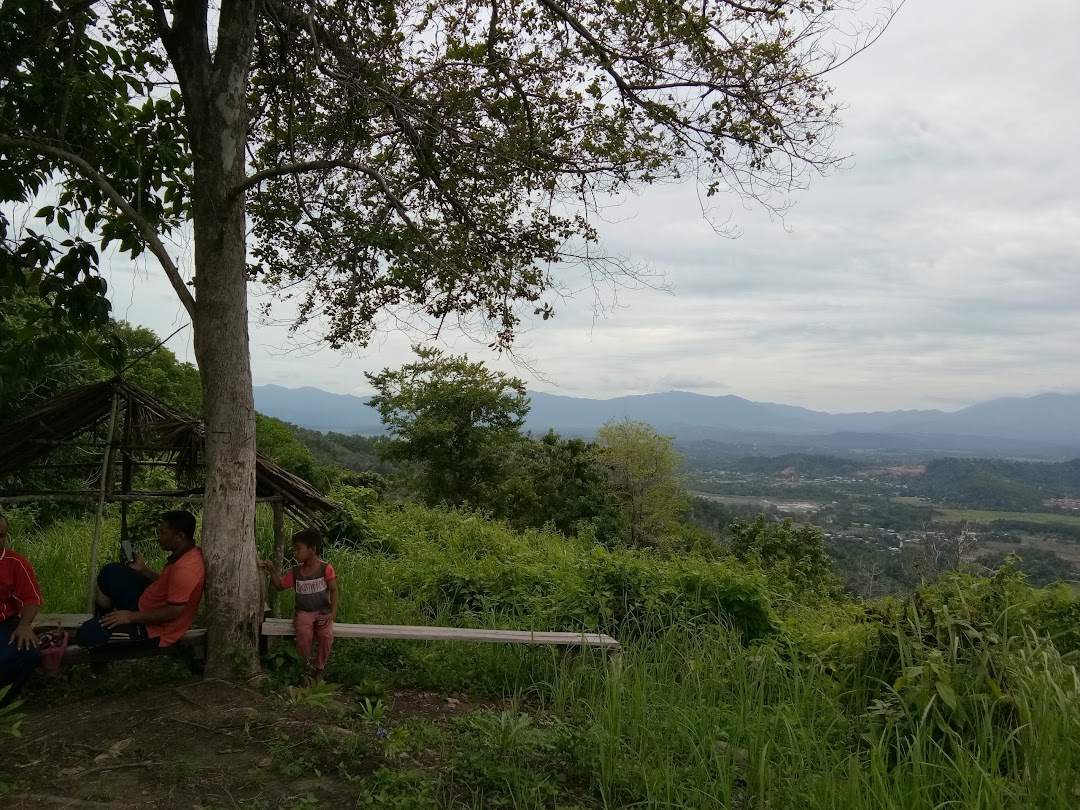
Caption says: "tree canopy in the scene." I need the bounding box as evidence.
[2,0,892,351]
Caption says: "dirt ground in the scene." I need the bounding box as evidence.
[2,666,496,810]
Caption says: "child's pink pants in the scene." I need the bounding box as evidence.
[294,611,334,670]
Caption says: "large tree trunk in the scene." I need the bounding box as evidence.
[191,172,261,677]
[166,4,263,677]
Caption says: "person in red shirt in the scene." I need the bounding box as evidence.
[76,510,205,663]
[0,512,44,707]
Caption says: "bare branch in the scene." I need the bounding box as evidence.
[0,135,196,318]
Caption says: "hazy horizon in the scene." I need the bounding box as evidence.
[255,381,1080,418]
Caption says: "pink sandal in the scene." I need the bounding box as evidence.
[37,628,69,677]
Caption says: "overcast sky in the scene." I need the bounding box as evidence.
[103,0,1080,413]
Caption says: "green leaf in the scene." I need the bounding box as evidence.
[936,681,958,711]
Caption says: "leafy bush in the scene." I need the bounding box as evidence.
[407,545,773,639]
[263,641,309,690]
[325,485,387,552]
[729,515,841,596]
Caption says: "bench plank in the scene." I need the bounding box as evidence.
[32,614,619,651]
[32,613,94,628]
[261,618,620,650]
[33,613,206,644]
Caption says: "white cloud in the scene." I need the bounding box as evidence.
[102,0,1080,412]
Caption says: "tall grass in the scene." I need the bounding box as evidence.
[12,502,1080,808]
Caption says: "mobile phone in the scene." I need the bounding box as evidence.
[121,540,135,565]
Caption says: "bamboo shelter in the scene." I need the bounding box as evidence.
[0,377,338,611]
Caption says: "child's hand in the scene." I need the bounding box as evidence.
[257,560,275,573]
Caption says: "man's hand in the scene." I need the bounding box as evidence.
[100,610,137,629]
[11,624,39,650]
[129,552,149,575]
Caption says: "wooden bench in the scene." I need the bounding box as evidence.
[262,618,621,651]
[32,613,206,662]
[29,614,620,659]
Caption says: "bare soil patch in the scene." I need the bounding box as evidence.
[3,668,497,810]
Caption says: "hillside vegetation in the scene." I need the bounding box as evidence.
[914,458,1080,511]
[10,496,1080,809]
[7,339,1080,808]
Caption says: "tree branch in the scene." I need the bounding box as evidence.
[0,135,196,318]
[534,0,651,110]
[232,159,425,236]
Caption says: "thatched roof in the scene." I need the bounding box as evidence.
[0,378,337,523]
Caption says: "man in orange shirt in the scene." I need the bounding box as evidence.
[76,511,205,660]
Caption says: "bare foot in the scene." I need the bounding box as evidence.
[313,668,324,684]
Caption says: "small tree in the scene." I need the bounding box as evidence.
[594,419,687,549]
[914,522,980,583]
[367,347,529,507]
[730,515,838,594]
[254,415,318,480]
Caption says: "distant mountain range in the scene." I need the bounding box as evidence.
[253,385,1080,459]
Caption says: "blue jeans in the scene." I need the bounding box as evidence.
[75,563,158,652]
[0,616,41,706]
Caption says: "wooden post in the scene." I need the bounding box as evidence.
[86,386,121,612]
[271,499,286,618]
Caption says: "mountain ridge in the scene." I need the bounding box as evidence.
[252,384,1080,456]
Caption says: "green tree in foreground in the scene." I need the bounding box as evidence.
[2,0,894,673]
[595,419,688,549]
[367,347,529,507]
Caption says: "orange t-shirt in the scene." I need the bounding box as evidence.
[139,546,205,647]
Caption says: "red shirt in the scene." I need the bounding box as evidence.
[139,546,205,646]
[0,546,43,623]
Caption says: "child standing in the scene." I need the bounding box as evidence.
[260,528,338,683]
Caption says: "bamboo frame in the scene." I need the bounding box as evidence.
[86,387,121,612]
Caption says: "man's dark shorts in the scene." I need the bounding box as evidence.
[75,563,160,652]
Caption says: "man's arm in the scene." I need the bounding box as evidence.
[10,555,43,650]
[100,604,183,629]
[11,603,40,650]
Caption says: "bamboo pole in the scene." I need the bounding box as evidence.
[271,500,286,618]
[86,387,121,612]
[0,493,287,504]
